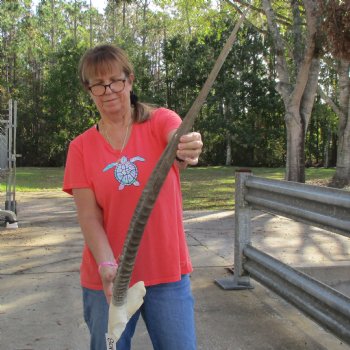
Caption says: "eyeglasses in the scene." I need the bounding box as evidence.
[88,79,126,96]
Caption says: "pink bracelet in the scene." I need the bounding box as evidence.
[98,261,118,273]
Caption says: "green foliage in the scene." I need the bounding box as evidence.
[162,14,286,166]
[0,0,341,169]
[41,40,95,165]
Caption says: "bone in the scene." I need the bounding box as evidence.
[107,10,248,343]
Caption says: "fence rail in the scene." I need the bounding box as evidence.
[245,176,350,237]
[216,171,350,345]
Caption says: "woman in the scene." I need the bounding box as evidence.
[63,44,202,350]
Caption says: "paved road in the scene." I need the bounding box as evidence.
[0,192,349,350]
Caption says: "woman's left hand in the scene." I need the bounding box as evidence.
[176,132,203,166]
[99,265,118,304]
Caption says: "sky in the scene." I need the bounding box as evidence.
[90,0,107,13]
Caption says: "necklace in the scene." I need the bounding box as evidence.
[100,120,130,159]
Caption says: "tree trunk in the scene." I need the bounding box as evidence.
[285,110,305,182]
[222,98,232,166]
[262,0,320,182]
[226,134,232,166]
[73,0,77,45]
[51,0,55,49]
[319,60,350,186]
[89,0,92,47]
[333,60,350,186]
[335,128,350,186]
[324,126,331,168]
[123,0,126,27]
[163,27,172,109]
[185,2,192,36]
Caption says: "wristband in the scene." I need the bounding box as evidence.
[98,261,118,273]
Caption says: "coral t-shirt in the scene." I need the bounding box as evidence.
[63,108,192,290]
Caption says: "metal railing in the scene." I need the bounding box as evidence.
[0,99,18,227]
[216,170,350,345]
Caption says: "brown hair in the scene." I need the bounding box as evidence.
[78,44,153,123]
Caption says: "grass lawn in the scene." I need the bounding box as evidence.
[0,166,336,210]
[180,166,336,210]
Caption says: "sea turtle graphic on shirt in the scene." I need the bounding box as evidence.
[103,156,145,190]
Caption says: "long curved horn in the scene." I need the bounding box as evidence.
[112,12,247,307]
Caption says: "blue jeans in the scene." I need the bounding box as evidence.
[83,274,197,350]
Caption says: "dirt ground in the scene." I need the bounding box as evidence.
[1,191,349,350]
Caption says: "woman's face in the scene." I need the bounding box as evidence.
[87,64,134,120]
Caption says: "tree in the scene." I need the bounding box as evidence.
[42,40,94,166]
[1,0,327,168]
[261,0,321,182]
[0,0,32,98]
[318,0,350,187]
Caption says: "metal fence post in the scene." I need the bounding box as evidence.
[215,170,253,290]
[0,99,18,227]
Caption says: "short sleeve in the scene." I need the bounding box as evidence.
[62,138,91,195]
[151,108,182,145]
